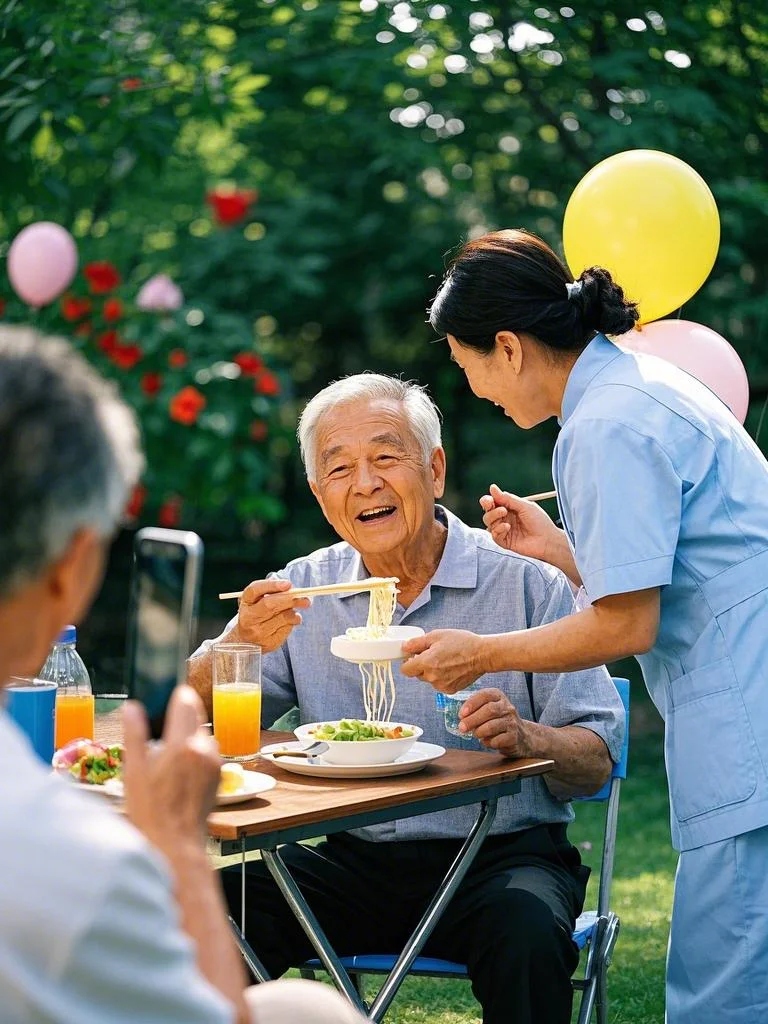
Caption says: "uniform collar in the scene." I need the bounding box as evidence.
[338,504,477,599]
[560,333,625,425]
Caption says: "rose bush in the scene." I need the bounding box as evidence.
[1,247,291,536]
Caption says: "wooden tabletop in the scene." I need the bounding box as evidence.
[95,706,554,854]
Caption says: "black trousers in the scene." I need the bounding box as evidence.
[223,825,588,1024]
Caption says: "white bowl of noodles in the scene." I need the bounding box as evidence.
[330,624,424,663]
[295,719,423,765]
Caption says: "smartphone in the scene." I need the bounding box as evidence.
[125,527,204,740]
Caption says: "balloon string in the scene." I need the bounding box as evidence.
[753,393,768,449]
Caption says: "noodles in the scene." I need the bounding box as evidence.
[358,660,397,723]
[345,578,399,722]
[345,578,398,640]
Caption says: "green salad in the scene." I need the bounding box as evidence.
[310,719,414,742]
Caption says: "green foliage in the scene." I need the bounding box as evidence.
[1,0,767,560]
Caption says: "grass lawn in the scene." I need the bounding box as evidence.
[289,682,676,1023]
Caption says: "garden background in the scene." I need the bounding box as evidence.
[2,3,767,1019]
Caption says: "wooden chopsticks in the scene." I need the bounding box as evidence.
[522,489,557,501]
[218,576,399,602]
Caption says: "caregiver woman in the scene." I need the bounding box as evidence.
[401,228,768,1024]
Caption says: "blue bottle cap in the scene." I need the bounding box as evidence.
[57,625,77,644]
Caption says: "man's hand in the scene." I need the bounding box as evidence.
[235,578,311,652]
[457,688,532,758]
[400,629,487,692]
[122,685,220,857]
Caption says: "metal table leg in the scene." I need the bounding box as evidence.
[368,797,497,1021]
[261,846,369,1012]
[261,797,498,1022]
[229,915,272,983]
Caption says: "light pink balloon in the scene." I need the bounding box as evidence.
[7,222,78,307]
[617,319,750,424]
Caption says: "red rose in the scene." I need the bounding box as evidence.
[158,496,182,528]
[120,77,143,91]
[61,296,92,321]
[234,352,264,377]
[168,348,188,368]
[84,261,122,295]
[141,372,163,397]
[125,484,147,519]
[169,385,206,426]
[110,343,142,370]
[205,188,258,227]
[255,370,280,396]
[102,297,124,322]
[249,420,268,442]
[97,330,120,355]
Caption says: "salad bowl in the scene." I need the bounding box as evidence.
[295,719,422,766]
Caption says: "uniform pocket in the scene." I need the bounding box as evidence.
[665,660,757,822]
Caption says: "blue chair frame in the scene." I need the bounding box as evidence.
[301,677,630,1024]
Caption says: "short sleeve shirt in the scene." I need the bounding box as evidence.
[553,334,768,849]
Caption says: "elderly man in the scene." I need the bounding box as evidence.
[0,327,365,1024]
[189,373,625,1024]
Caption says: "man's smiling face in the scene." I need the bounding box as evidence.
[309,398,445,559]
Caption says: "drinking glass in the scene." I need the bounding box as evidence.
[212,643,262,761]
[5,677,57,764]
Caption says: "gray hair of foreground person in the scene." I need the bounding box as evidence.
[0,326,143,599]
[297,372,443,481]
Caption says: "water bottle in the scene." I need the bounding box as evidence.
[39,625,94,750]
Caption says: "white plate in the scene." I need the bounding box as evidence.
[260,740,446,779]
[67,771,277,806]
[330,625,425,663]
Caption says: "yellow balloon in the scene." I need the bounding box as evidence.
[563,150,720,324]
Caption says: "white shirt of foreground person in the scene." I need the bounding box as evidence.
[0,710,368,1024]
[0,710,233,1024]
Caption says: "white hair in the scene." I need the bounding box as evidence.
[298,373,443,481]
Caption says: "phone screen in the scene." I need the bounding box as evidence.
[126,530,203,740]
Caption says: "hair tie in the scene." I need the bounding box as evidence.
[566,280,583,301]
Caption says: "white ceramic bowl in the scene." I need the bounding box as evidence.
[294,721,423,765]
[330,625,425,663]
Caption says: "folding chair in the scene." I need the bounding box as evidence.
[301,677,630,1024]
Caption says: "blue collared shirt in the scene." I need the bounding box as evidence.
[195,507,624,842]
[554,333,768,850]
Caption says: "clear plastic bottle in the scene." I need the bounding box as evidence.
[39,625,95,749]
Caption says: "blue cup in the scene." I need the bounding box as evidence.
[5,678,57,764]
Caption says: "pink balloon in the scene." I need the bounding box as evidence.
[617,319,750,424]
[7,222,78,307]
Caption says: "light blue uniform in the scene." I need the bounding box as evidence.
[553,333,768,1023]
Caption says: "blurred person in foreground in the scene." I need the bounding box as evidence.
[189,373,625,1024]
[0,326,366,1024]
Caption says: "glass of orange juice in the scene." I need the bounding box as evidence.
[212,643,262,761]
[55,692,95,749]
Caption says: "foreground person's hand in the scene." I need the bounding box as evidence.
[122,685,221,856]
[401,629,486,692]
[480,483,560,562]
[236,578,311,652]
[457,688,531,758]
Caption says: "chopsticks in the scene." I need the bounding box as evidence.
[218,576,399,602]
[522,489,557,501]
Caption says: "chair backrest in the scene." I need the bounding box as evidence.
[575,676,630,919]
[578,677,630,802]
